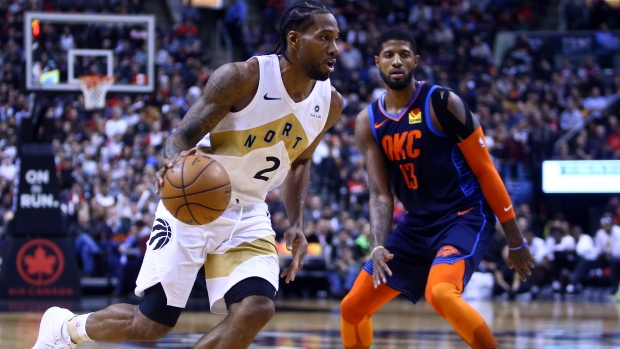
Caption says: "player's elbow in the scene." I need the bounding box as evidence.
[371,193,394,206]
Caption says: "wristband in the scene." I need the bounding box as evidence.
[508,241,528,251]
[370,245,385,256]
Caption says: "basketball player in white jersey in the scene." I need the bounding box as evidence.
[32,2,342,349]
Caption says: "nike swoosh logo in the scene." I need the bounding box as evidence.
[458,207,474,216]
[263,93,281,100]
[504,205,512,212]
[374,119,387,129]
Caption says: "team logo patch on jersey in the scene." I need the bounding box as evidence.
[436,245,460,258]
[478,137,486,148]
[409,108,422,124]
[311,105,321,119]
[149,218,172,250]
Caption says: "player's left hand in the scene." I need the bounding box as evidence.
[508,246,535,282]
[155,147,198,195]
[280,227,308,284]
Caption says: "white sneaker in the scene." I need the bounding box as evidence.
[32,307,77,349]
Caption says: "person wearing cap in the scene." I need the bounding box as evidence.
[569,216,615,293]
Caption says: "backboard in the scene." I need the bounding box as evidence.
[24,12,155,93]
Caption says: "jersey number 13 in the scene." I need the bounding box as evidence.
[399,163,418,189]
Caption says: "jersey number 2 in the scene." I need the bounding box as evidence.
[254,156,281,181]
[399,163,418,189]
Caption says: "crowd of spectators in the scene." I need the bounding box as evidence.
[480,202,620,301]
[1,0,620,300]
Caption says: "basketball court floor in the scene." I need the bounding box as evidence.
[2,297,619,348]
[6,9,620,349]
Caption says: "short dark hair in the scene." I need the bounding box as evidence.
[273,1,332,63]
[376,29,417,55]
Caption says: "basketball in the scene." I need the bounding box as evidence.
[161,154,231,225]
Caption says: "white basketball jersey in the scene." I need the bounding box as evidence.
[196,54,331,205]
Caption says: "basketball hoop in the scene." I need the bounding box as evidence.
[78,75,115,110]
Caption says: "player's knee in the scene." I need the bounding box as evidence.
[138,283,183,334]
[340,293,366,325]
[231,295,275,327]
[425,281,458,312]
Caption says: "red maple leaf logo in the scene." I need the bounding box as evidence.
[24,246,57,276]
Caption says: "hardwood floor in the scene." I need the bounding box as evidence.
[4,298,620,348]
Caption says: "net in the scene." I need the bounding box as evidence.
[78,75,115,110]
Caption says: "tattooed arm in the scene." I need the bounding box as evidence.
[431,90,534,281]
[155,61,256,194]
[355,107,394,288]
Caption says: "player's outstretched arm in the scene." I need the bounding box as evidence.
[355,107,395,288]
[280,87,343,284]
[155,61,258,195]
[430,89,534,281]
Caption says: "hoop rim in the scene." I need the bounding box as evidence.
[78,75,116,89]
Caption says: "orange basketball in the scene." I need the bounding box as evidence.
[161,154,231,225]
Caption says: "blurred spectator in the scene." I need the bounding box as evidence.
[224,0,248,59]
[583,87,608,119]
[564,0,589,30]
[597,216,620,297]
[568,225,599,292]
[546,226,576,293]
[560,99,585,131]
[610,219,620,300]
[354,220,371,258]
[325,229,361,298]
[607,115,620,158]
[105,107,129,139]
[480,223,509,296]
[115,220,146,296]
[594,23,617,69]
[563,215,616,293]
[304,195,323,223]
[524,228,551,298]
[0,154,16,181]
[70,209,101,277]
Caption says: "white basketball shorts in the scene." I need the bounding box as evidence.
[135,200,279,314]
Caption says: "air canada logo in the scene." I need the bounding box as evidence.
[16,239,65,286]
[311,105,321,119]
[149,218,172,250]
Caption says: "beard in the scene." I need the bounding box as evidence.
[380,69,415,90]
[304,62,330,81]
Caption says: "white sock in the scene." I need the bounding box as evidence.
[60,321,72,344]
[67,313,93,343]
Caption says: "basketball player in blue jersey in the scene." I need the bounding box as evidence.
[340,29,535,349]
[32,2,342,349]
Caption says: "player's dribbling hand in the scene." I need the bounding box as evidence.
[280,227,308,284]
[155,148,198,195]
[508,246,535,282]
[371,247,394,289]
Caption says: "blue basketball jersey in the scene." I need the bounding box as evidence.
[368,82,485,219]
